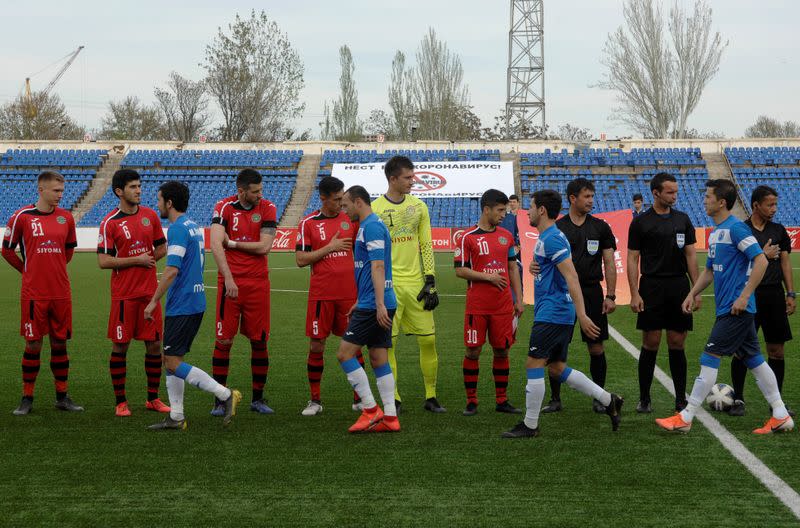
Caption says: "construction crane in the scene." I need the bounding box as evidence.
[24,45,84,118]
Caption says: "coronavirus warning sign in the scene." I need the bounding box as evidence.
[331,161,514,198]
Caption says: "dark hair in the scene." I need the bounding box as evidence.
[384,155,414,180]
[112,169,140,194]
[566,177,595,201]
[345,185,371,206]
[38,170,64,184]
[509,194,520,201]
[159,181,190,213]
[318,176,344,197]
[705,179,737,211]
[650,172,677,192]
[237,168,262,189]
[751,185,778,208]
[532,189,562,219]
[480,189,509,211]
[632,193,643,202]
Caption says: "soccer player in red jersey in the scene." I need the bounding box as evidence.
[2,171,83,415]
[97,169,171,417]
[454,189,525,416]
[295,176,363,416]
[209,169,277,415]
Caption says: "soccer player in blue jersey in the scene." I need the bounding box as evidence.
[336,185,400,433]
[503,190,624,438]
[656,179,794,434]
[144,181,241,430]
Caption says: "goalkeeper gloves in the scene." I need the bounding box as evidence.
[416,274,440,311]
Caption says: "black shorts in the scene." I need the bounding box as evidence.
[576,283,609,343]
[755,286,792,344]
[528,322,573,364]
[636,275,693,332]
[342,308,396,349]
[705,313,761,359]
[163,313,204,357]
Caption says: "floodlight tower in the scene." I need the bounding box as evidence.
[505,0,545,138]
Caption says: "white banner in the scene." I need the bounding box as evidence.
[332,161,515,198]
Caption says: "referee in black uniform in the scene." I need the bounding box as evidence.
[729,185,795,416]
[627,172,701,413]
[537,178,617,414]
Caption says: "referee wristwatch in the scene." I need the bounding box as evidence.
[787,291,797,299]
[605,294,617,301]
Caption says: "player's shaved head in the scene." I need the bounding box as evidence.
[345,185,371,206]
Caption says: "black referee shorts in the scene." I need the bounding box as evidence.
[576,282,609,343]
[163,313,204,357]
[755,285,792,344]
[636,275,693,333]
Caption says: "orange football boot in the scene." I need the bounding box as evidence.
[145,398,171,413]
[348,406,384,433]
[655,413,691,432]
[753,415,794,435]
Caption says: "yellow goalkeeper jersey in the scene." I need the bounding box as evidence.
[372,194,435,285]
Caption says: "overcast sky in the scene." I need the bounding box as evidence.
[1,0,797,139]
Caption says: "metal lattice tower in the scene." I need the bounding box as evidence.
[505,0,545,138]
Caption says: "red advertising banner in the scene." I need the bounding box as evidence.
[517,209,634,306]
[431,227,452,251]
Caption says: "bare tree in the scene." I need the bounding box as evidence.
[364,109,394,137]
[745,116,800,138]
[330,45,362,141]
[0,92,84,140]
[555,124,592,142]
[99,96,168,140]
[484,109,548,140]
[388,51,414,140]
[203,10,305,141]
[154,72,210,141]
[410,28,471,140]
[598,0,726,138]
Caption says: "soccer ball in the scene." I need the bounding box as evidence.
[706,383,735,411]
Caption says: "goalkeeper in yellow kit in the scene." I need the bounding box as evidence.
[372,156,445,413]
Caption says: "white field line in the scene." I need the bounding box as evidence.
[609,325,800,520]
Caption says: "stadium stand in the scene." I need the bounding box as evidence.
[520,148,710,226]
[80,149,302,226]
[0,149,105,222]
[308,149,500,226]
[519,147,705,168]
[726,147,800,225]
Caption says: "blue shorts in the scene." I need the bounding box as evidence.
[528,322,573,363]
[343,308,396,349]
[705,313,761,359]
[163,313,204,357]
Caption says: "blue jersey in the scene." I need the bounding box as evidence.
[533,225,575,324]
[354,213,397,310]
[706,215,763,316]
[165,215,206,316]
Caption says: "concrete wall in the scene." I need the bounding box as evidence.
[3,138,800,156]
